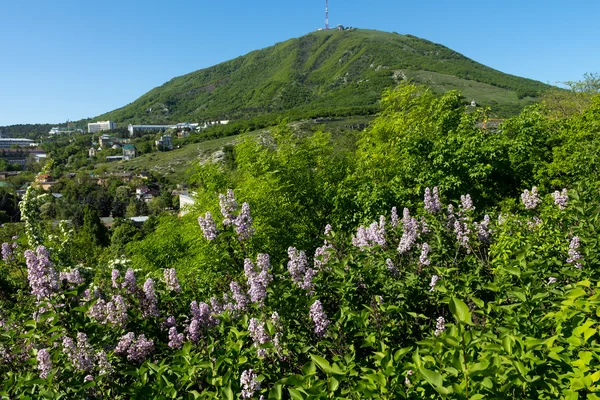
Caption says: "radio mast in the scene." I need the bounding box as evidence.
[325,0,329,30]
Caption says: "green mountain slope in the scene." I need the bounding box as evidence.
[98,29,551,124]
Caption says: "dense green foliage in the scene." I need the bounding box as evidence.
[97,30,550,125]
[1,82,600,398]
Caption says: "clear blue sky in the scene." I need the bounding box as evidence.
[1,0,598,126]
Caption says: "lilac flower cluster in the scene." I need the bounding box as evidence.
[567,236,583,269]
[25,246,59,301]
[390,207,399,229]
[106,295,128,327]
[474,215,492,243]
[434,316,446,336]
[521,187,542,210]
[96,350,113,375]
[37,348,52,379]
[2,242,12,262]
[240,369,260,399]
[63,333,95,373]
[547,277,557,285]
[163,268,181,292]
[198,212,218,240]
[217,190,255,241]
[190,300,217,327]
[59,268,85,287]
[552,189,569,210]
[386,258,398,275]
[352,216,386,249]
[398,208,419,254]
[454,220,471,252]
[235,202,255,240]
[111,269,120,288]
[123,268,136,294]
[248,318,272,357]
[424,187,442,213]
[244,255,273,306]
[314,225,335,270]
[419,243,431,266]
[287,247,316,292]
[115,332,154,363]
[168,327,185,349]
[460,194,474,212]
[230,281,249,311]
[141,278,159,318]
[309,300,330,337]
[219,189,238,226]
[429,275,439,292]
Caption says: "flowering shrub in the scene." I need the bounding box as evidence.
[1,183,599,399]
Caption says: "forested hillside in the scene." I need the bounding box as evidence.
[1,82,600,398]
[97,29,551,125]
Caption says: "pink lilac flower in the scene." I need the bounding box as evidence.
[163,268,181,292]
[552,189,569,210]
[309,300,330,337]
[122,268,136,293]
[25,246,59,301]
[141,278,159,318]
[111,269,120,288]
[521,187,542,210]
[429,275,439,292]
[248,318,271,357]
[419,243,431,266]
[37,348,52,379]
[434,316,445,336]
[398,208,419,254]
[168,327,185,349]
[219,189,238,226]
[240,369,260,399]
[567,236,583,269]
[424,187,442,213]
[198,212,218,240]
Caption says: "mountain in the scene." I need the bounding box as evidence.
[97,29,551,124]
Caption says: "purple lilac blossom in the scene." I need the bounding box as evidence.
[424,187,442,213]
[474,215,492,243]
[390,207,399,229]
[552,189,569,210]
[248,318,271,357]
[547,277,557,285]
[352,217,386,249]
[187,319,201,343]
[460,194,474,212]
[111,269,120,288]
[190,301,216,326]
[2,243,12,262]
[324,224,333,236]
[521,187,542,210]
[115,332,136,355]
[106,295,127,327]
[287,247,316,292]
[567,236,583,269]
[122,268,136,293]
[25,246,59,301]
[163,268,181,292]
[244,255,273,306]
[434,316,446,336]
[386,258,399,275]
[168,327,185,349]
[230,281,249,311]
[219,189,238,226]
[141,278,159,318]
[429,275,439,292]
[37,348,52,379]
[309,300,330,337]
[89,298,107,323]
[198,212,218,240]
[234,202,255,240]
[96,350,113,375]
[59,268,85,286]
[240,369,260,399]
[454,220,471,252]
[162,316,177,329]
[446,204,457,228]
[84,375,94,382]
[419,243,431,266]
[127,334,154,363]
[398,208,419,254]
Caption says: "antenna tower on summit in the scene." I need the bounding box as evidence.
[325,0,329,30]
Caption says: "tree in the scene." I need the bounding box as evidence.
[542,72,600,118]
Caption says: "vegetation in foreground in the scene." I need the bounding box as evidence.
[1,81,600,399]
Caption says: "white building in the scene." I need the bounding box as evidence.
[88,121,116,133]
[128,124,176,136]
[49,127,79,135]
[0,138,35,148]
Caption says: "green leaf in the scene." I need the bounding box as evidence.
[419,367,443,388]
[449,297,473,325]
[288,388,304,400]
[310,354,333,375]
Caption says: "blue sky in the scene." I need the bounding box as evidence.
[1,0,598,126]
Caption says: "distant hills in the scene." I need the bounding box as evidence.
[95,29,551,125]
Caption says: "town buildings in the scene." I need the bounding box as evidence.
[0,138,35,148]
[155,135,173,151]
[88,121,116,133]
[122,144,136,160]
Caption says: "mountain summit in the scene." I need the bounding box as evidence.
[97,29,550,124]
